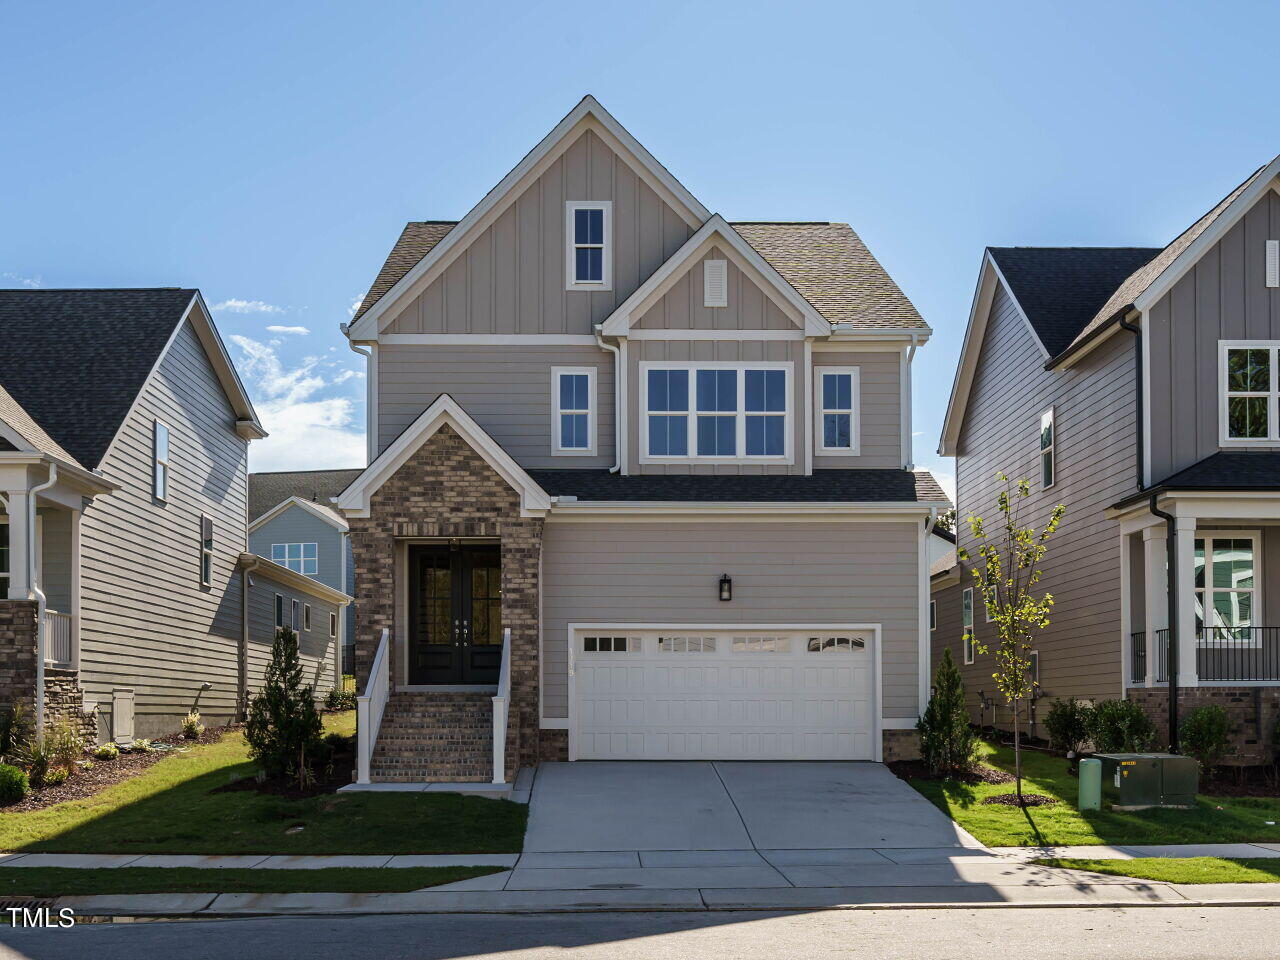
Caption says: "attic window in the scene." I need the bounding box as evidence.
[704,260,728,307]
[566,202,612,291]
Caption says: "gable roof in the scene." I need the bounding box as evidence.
[248,468,362,526]
[352,222,454,322]
[0,382,81,467]
[987,247,1161,357]
[0,289,264,468]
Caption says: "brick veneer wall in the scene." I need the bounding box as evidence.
[882,728,921,762]
[1128,687,1280,765]
[0,600,97,742]
[348,424,548,773]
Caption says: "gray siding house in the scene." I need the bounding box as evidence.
[0,289,347,741]
[935,155,1280,759]
[338,97,948,785]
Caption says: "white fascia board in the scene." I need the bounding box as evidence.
[825,328,932,345]
[0,452,119,496]
[239,552,352,606]
[939,252,1006,456]
[598,215,832,338]
[379,334,600,346]
[349,96,710,339]
[189,292,267,437]
[249,496,349,535]
[0,419,36,454]
[335,393,551,517]
[546,500,938,519]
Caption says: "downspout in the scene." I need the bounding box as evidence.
[239,556,258,720]
[30,463,57,740]
[593,324,622,473]
[343,325,374,463]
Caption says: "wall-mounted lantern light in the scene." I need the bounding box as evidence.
[719,574,732,602]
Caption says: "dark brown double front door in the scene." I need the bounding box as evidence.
[408,543,503,685]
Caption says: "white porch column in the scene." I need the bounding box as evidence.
[1142,524,1168,684]
[70,510,82,670]
[6,490,30,600]
[1174,516,1199,687]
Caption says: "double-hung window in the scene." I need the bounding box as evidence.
[274,594,284,629]
[565,202,612,290]
[961,587,975,664]
[272,543,318,576]
[1194,532,1260,644]
[1040,408,1055,488]
[552,368,595,454]
[644,364,790,462]
[153,420,170,501]
[303,603,312,632]
[291,599,300,631]
[815,367,859,454]
[199,515,214,587]
[330,612,338,638]
[1221,342,1280,444]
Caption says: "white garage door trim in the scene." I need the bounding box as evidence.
[566,622,883,762]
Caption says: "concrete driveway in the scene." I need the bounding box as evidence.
[523,761,978,853]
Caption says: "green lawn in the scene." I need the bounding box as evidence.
[0,865,504,896]
[1037,857,1280,885]
[907,741,1280,847]
[0,713,527,855]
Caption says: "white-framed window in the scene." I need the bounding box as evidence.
[962,587,975,664]
[271,542,318,576]
[274,594,284,629]
[552,367,596,454]
[658,635,717,653]
[806,635,866,653]
[291,598,299,631]
[153,420,170,501]
[1027,649,1040,685]
[929,600,936,632]
[641,362,791,463]
[565,201,612,291]
[199,515,213,587]
[1220,341,1280,444]
[330,612,338,638]
[303,603,312,632]
[814,366,860,455]
[1040,407,1055,489]
[1195,531,1261,644]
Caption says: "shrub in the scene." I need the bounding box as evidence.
[0,764,29,804]
[93,742,119,761]
[45,720,84,772]
[130,738,153,753]
[1181,705,1231,774]
[917,648,977,775]
[1087,699,1157,753]
[324,688,356,711]
[0,704,32,762]
[245,626,324,784]
[42,766,68,787]
[1044,698,1093,762]
[181,709,204,740]
[25,738,53,788]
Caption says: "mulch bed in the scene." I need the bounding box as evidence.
[980,792,1058,807]
[212,739,355,800]
[888,759,1016,786]
[1199,767,1280,799]
[0,726,233,813]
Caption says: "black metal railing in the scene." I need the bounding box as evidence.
[1197,627,1280,682]
[1130,630,1147,683]
[1154,628,1169,684]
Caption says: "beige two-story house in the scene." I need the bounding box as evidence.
[935,155,1280,759]
[338,97,948,785]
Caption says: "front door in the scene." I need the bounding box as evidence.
[408,543,503,685]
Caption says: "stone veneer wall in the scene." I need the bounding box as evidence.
[349,423,550,772]
[882,728,921,762]
[0,600,97,742]
[1128,687,1280,765]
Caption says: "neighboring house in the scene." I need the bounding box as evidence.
[248,469,361,674]
[935,155,1280,759]
[338,96,948,785]
[0,289,347,742]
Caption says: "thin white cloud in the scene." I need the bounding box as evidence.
[265,324,310,335]
[333,369,364,384]
[212,298,284,314]
[230,335,365,471]
[2,272,43,289]
[925,468,956,504]
[347,296,363,318]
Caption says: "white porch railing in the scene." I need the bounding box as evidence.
[355,628,390,785]
[492,627,512,784]
[44,610,72,667]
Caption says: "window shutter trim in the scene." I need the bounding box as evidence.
[704,259,728,308]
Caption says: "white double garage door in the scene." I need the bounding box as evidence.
[570,625,878,761]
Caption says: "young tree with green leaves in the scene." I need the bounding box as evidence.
[960,474,1064,803]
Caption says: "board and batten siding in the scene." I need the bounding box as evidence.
[382,129,692,337]
[953,281,1138,717]
[1147,189,1280,482]
[539,519,922,722]
[632,247,798,331]
[246,568,339,697]
[376,344,615,466]
[78,319,250,739]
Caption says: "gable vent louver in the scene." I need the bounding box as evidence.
[1268,241,1279,289]
[704,259,728,308]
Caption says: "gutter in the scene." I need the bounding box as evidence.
[593,324,622,473]
[30,463,58,740]
[342,323,375,463]
[1044,304,1135,371]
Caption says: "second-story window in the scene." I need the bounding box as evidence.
[815,367,859,454]
[565,202,612,290]
[1221,342,1280,443]
[272,542,318,576]
[153,420,170,501]
[553,368,595,454]
[961,587,975,665]
[199,515,214,587]
[1040,408,1055,489]
[643,364,790,462]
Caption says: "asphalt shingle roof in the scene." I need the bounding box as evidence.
[248,468,364,523]
[352,222,455,321]
[0,289,197,468]
[526,469,950,504]
[988,248,1161,357]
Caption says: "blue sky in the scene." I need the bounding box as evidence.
[3,1,1276,492]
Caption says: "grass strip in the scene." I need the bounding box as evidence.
[1035,856,1280,885]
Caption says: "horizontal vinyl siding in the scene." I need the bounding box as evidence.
[377,344,615,466]
[540,520,921,721]
[812,350,902,469]
[633,246,797,330]
[79,319,250,737]
[247,570,339,697]
[953,282,1137,717]
[248,505,345,592]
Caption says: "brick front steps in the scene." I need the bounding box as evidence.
[370,691,495,782]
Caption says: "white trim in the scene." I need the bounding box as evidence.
[619,338,630,474]
[929,599,937,632]
[1194,529,1263,643]
[378,334,600,346]
[551,366,597,456]
[703,258,728,307]
[269,541,320,577]
[813,365,860,456]
[815,333,930,350]
[638,360,793,465]
[599,215,831,338]
[565,201,613,292]
[901,343,914,470]
[330,610,338,638]
[152,419,170,502]
[626,329,804,341]
[1040,406,1056,490]
[1141,310,1152,488]
[367,342,378,462]
[546,501,937,520]
[1218,340,1280,447]
[249,496,349,534]
[961,586,975,665]
[336,394,551,518]
[199,512,214,587]
[802,338,813,475]
[564,621,884,762]
[348,96,710,338]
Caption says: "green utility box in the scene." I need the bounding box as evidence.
[1096,753,1199,809]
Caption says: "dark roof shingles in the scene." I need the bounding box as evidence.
[352,222,455,321]
[247,468,363,522]
[527,469,950,504]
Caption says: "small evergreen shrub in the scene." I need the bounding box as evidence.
[324,688,356,711]
[181,709,204,740]
[1087,699,1157,753]
[1180,705,1231,774]
[917,648,977,775]
[0,764,29,803]
[93,742,120,761]
[1044,698,1093,761]
[245,626,324,783]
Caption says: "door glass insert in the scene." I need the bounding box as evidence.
[807,636,866,653]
